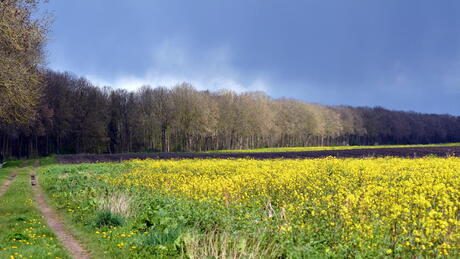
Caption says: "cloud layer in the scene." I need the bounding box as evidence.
[86,39,272,93]
[44,0,460,115]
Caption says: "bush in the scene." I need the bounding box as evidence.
[94,211,124,228]
[143,227,182,246]
[142,227,184,256]
[8,232,30,242]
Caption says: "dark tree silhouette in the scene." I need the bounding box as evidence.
[1,70,459,158]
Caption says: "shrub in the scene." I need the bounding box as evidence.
[142,227,184,256]
[94,211,124,228]
[96,192,133,217]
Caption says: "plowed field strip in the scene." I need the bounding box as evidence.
[57,146,460,164]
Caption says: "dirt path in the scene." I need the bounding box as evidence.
[0,171,17,197]
[31,165,91,259]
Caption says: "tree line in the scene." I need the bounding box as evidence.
[1,70,460,158]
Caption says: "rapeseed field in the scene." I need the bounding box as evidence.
[40,157,460,258]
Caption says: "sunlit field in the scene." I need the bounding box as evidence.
[39,157,460,258]
[210,143,460,153]
[0,164,70,259]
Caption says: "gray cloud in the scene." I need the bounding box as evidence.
[44,0,460,115]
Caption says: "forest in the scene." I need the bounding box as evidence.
[0,70,459,158]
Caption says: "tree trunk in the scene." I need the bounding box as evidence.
[161,125,168,152]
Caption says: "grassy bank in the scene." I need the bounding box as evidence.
[0,161,22,185]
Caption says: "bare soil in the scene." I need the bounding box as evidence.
[57,146,460,164]
[31,167,90,259]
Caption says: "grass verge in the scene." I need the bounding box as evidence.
[0,166,70,259]
[0,161,22,186]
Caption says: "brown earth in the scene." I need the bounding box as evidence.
[31,166,90,259]
[57,146,460,164]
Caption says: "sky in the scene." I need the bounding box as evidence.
[42,0,460,115]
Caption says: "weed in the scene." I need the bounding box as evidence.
[94,210,124,228]
[97,192,133,217]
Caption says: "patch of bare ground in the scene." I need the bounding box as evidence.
[31,162,90,259]
[57,146,460,164]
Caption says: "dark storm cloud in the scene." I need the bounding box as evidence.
[44,0,460,115]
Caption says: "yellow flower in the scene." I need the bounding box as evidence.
[88,157,460,256]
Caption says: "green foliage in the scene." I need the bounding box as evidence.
[39,163,286,258]
[140,227,184,256]
[0,167,70,258]
[39,159,460,258]
[38,155,57,166]
[8,232,29,242]
[143,227,182,246]
[94,211,124,228]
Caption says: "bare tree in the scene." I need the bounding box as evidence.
[0,0,49,125]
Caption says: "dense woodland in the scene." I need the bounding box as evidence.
[0,70,460,158]
[1,0,460,158]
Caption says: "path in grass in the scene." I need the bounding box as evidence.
[31,163,90,259]
[0,161,26,197]
[0,170,17,197]
[0,165,71,258]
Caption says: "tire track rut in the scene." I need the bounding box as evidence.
[0,171,17,197]
[31,163,90,259]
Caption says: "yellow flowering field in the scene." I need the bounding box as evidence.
[106,157,460,256]
[39,156,460,257]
